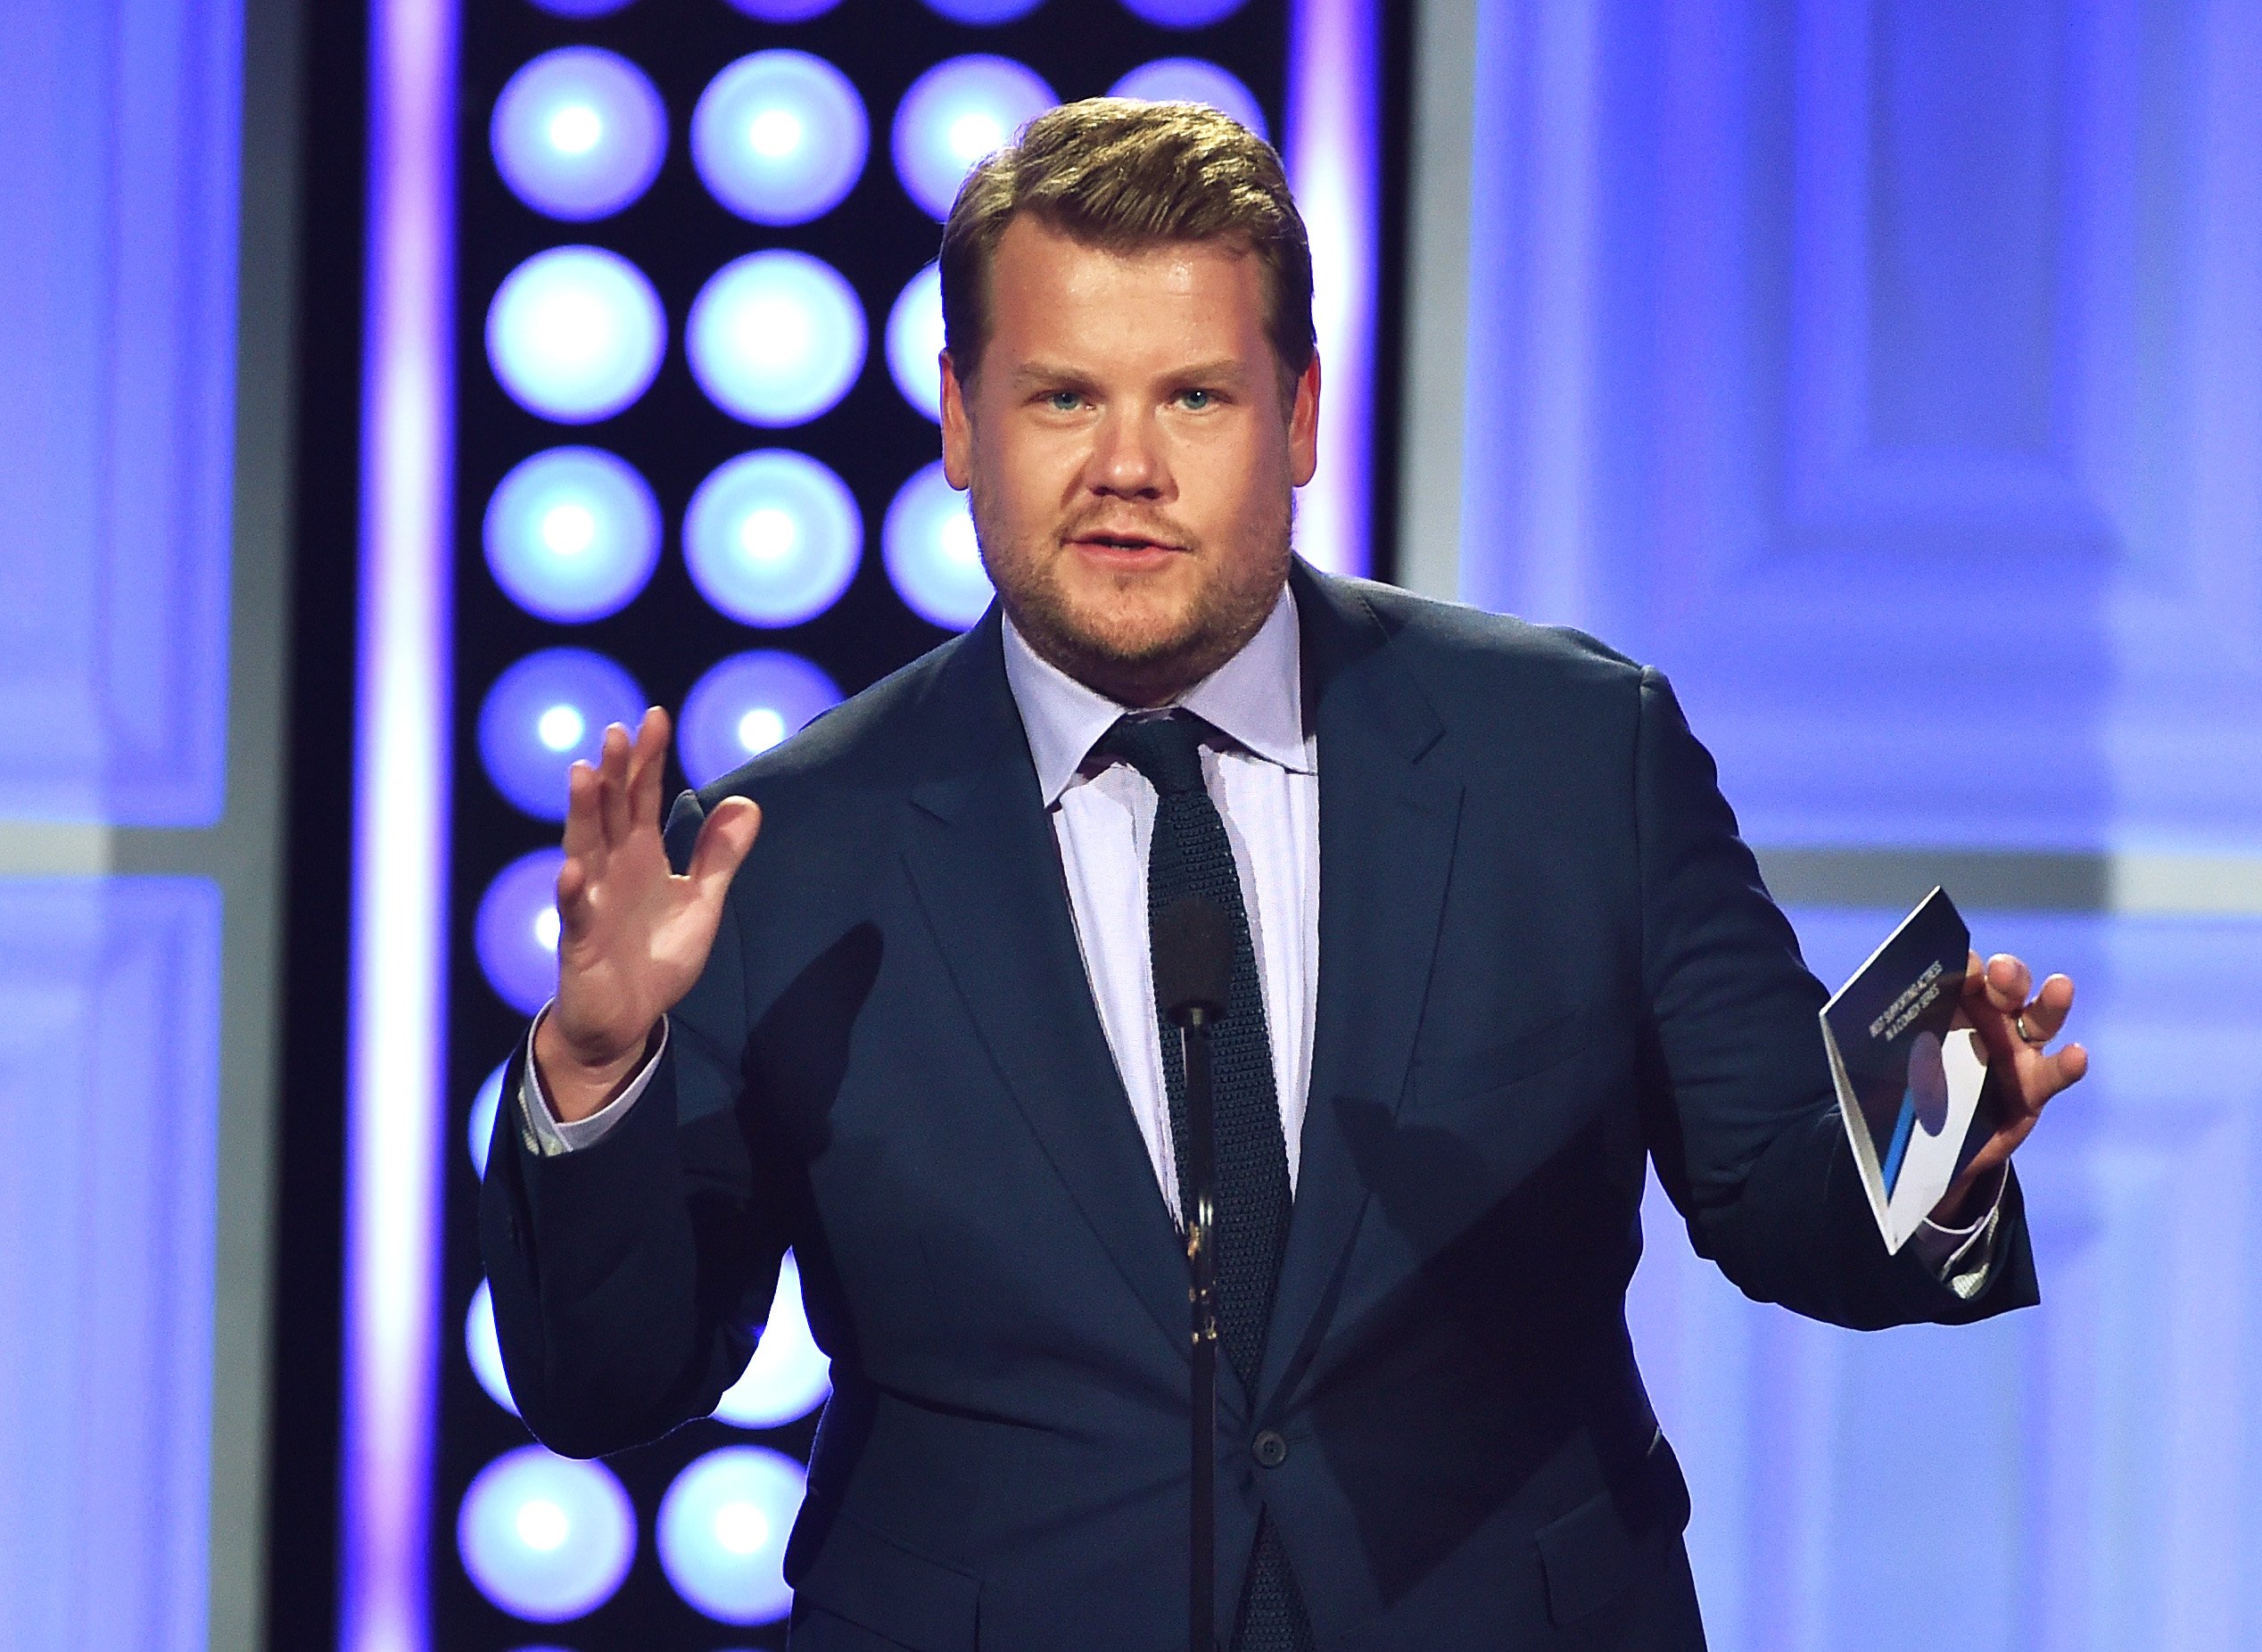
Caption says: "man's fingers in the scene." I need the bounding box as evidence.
[1983,952,2034,1012]
[561,760,603,860]
[597,722,633,847]
[687,796,762,904]
[2016,972,2076,1043]
[627,705,670,833]
[555,854,590,939]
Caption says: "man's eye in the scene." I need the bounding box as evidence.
[1179,389,1214,409]
[1045,391,1083,412]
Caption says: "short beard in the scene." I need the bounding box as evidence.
[972,481,1293,706]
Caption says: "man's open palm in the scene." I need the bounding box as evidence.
[535,706,761,1120]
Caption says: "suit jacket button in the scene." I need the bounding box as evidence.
[1252,1430,1289,1468]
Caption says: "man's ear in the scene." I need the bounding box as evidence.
[1288,351,1321,489]
[940,351,974,491]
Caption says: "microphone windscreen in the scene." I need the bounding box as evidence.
[1153,896,1234,1023]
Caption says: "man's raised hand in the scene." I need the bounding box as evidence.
[532,706,761,1122]
[1929,950,2089,1226]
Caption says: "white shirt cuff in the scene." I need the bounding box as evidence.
[517,1004,669,1157]
[1906,1163,2009,1300]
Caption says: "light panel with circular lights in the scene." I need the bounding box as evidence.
[920,0,1045,22]
[885,261,945,423]
[475,848,569,1017]
[723,0,841,17]
[458,1445,636,1623]
[684,450,863,628]
[1108,57,1268,140]
[487,246,667,425]
[890,55,1057,222]
[1119,0,1251,25]
[491,46,668,221]
[466,1280,517,1417]
[477,648,647,822]
[712,1252,831,1429]
[687,250,868,427]
[484,446,663,623]
[693,50,868,226]
[884,460,995,631]
[468,1058,508,1179]
[677,651,845,789]
[656,1447,805,1625]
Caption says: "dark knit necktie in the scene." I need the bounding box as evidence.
[1096,712,1315,1652]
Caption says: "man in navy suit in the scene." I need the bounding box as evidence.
[482,100,2087,1648]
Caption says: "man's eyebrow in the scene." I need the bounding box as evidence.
[1004,358,1258,389]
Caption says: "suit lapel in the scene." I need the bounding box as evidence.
[896,613,1194,1365]
[1258,567,1465,1413]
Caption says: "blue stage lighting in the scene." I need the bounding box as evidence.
[884,461,994,631]
[1108,57,1267,140]
[475,849,567,1017]
[891,56,1056,222]
[724,0,840,16]
[886,261,945,422]
[484,447,662,623]
[1119,0,1250,25]
[478,648,647,822]
[656,1447,805,1625]
[458,1445,635,1623]
[487,246,666,424]
[713,1252,831,1428]
[921,0,1044,21]
[491,47,667,221]
[687,251,866,427]
[530,0,635,15]
[469,1059,507,1179]
[683,450,862,628]
[466,1280,518,1417]
[693,51,867,226]
[677,651,844,789]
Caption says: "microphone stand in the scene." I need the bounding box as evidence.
[1178,1007,1219,1652]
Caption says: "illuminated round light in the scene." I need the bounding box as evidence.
[466,1280,519,1417]
[469,1059,508,1178]
[485,447,662,623]
[921,0,1044,21]
[713,1252,831,1428]
[687,251,866,426]
[678,652,843,789]
[478,648,646,822]
[458,1445,635,1622]
[723,0,841,17]
[656,1446,804,1624]
[1108,58,1267,140]
[487,246,666,424]
[684,450,861,627]
[891,56,1057,222]
[476,849,568,1016]
[1119,0,1250,25]
[693,51,868,226]
[884,460,994,631]
[885,262,945,422]
[491,47,667,220]
[530,0,636,16]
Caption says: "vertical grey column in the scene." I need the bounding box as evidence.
[1395,0,1481,602]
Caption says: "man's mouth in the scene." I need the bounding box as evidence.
[1069,531,1183,557]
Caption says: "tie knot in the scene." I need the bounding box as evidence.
[1096,711,1212,797]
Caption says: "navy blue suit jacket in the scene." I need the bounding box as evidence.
[482,565,2035,1649]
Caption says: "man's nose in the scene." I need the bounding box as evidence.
[1086,408,1168,497]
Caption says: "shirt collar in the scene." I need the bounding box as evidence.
[1001,585,1311,807]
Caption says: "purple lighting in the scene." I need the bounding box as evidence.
[475,648,647,821]
[891,56,1057,222]
[490,46,667,221]
[475,848,568,1017]
[677,652,844,789]
[692,50,869,227]
[347,0,457,1647]
[1284,0,1377,576]
[1119,0,1250,25]
[1108,58,1268,141]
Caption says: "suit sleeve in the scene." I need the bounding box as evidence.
[1631,667,2038,1329]
[478,788,792,1457]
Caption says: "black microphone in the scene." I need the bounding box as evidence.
[1152,896,1231,1652]
[1154,896,1234,1027]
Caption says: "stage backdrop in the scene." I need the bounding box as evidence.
[1410,2,2262,1648]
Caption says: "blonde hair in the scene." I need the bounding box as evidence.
[938,97,1316,390]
